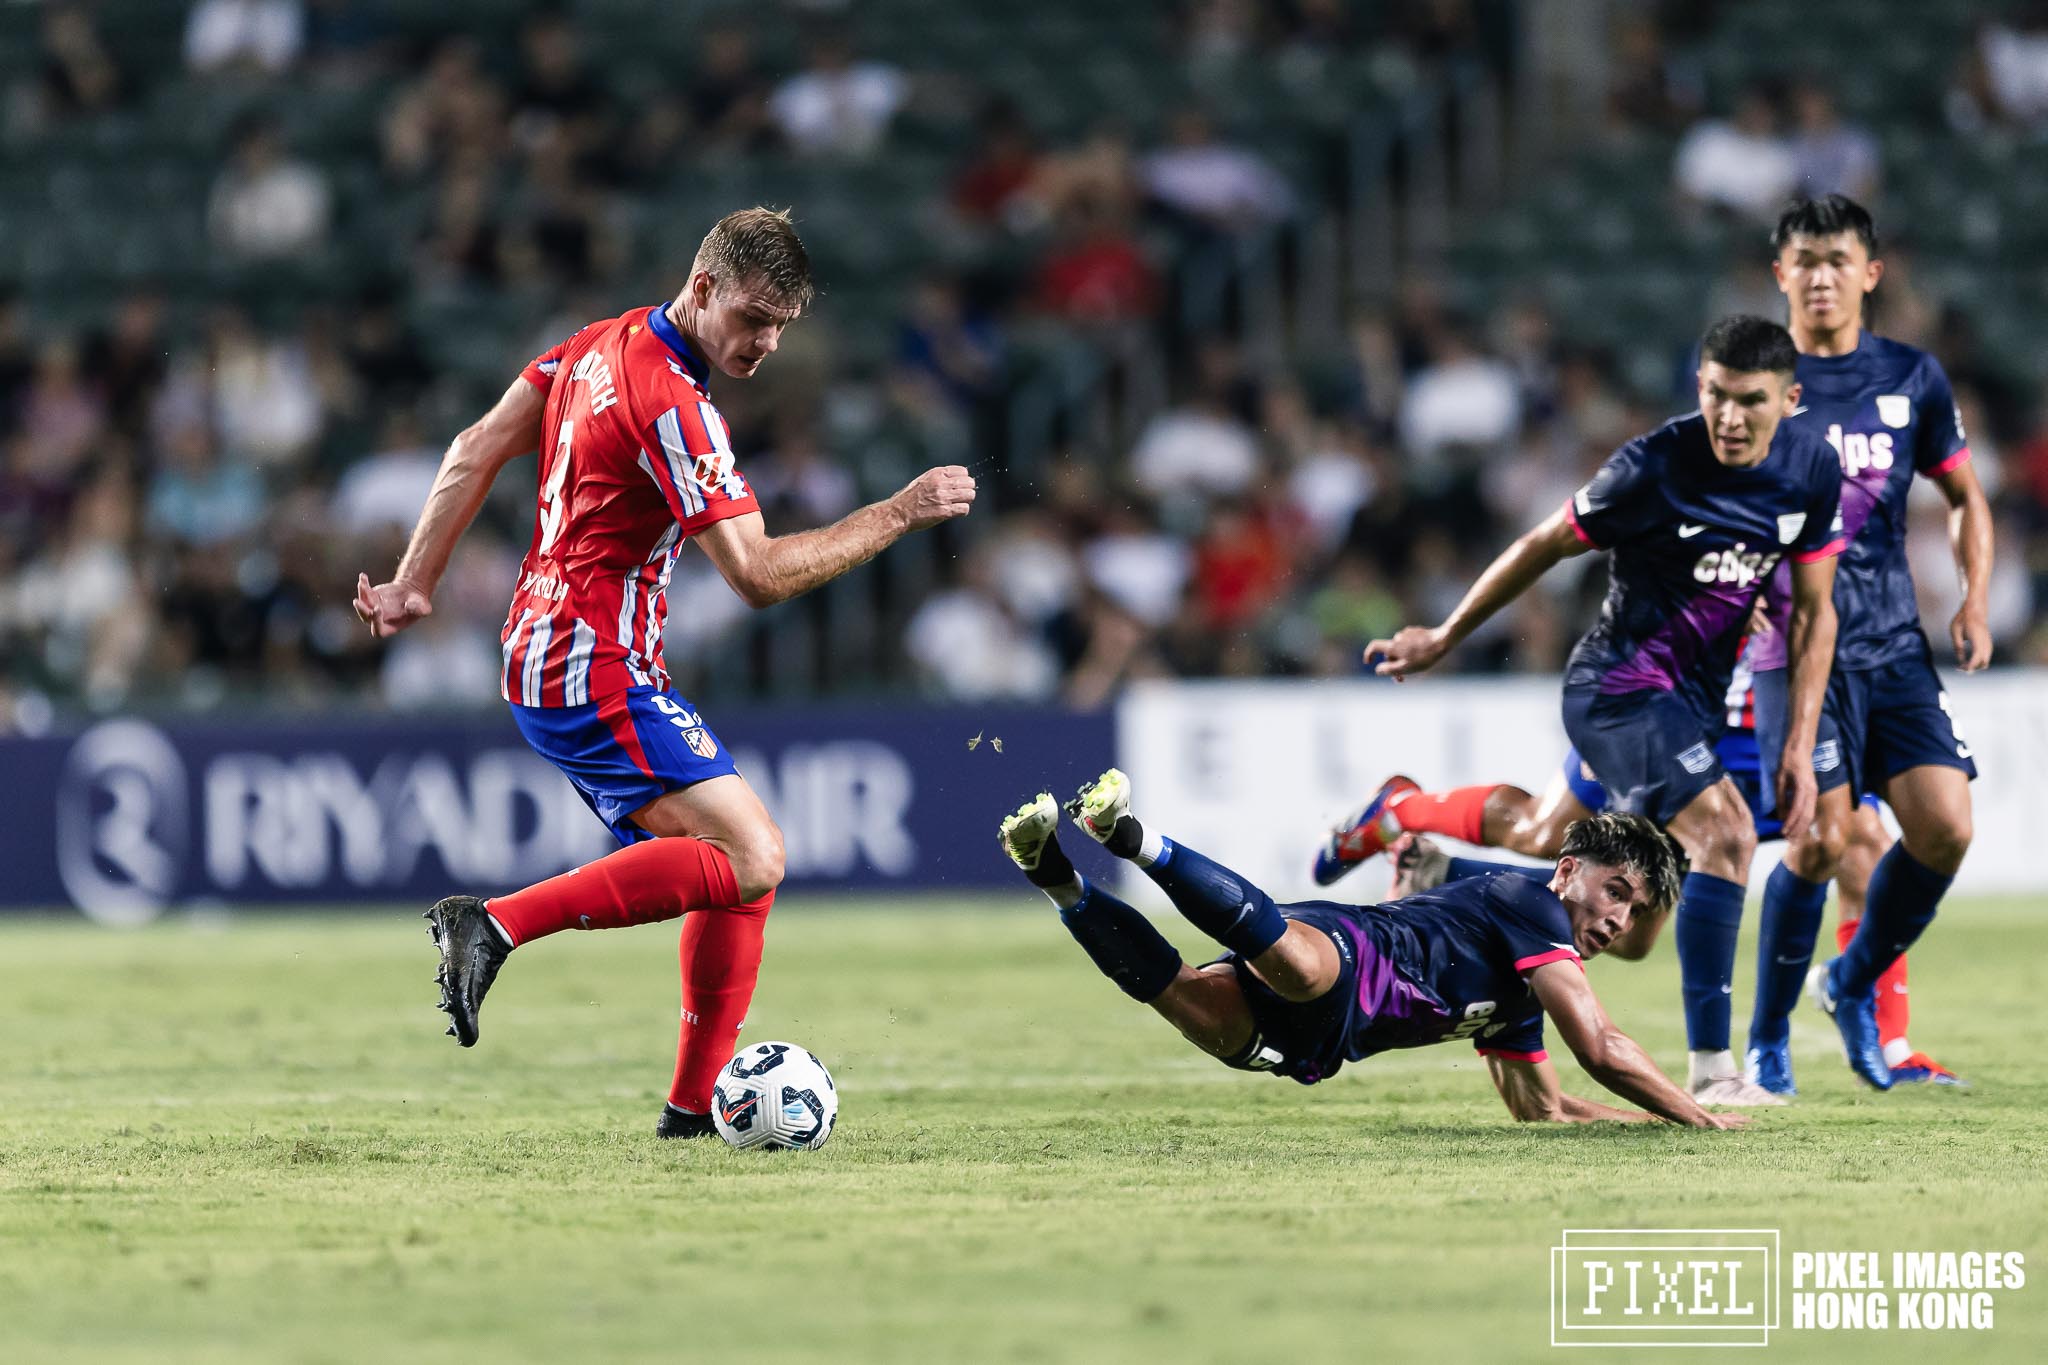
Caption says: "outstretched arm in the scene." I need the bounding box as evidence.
[694,466,976,609]
[1932,459,1994,671]
[1776,555,1839,839]
[1529,961,1746,1128]
[1366,508,1587,679]
[355,378,546,637]
[1486,1054,1657,1123]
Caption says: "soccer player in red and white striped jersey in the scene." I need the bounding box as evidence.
[355,208,976,1138]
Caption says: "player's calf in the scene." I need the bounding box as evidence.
[1001,790,1183,1004]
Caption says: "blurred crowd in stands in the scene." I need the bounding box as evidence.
[1,0,2045,728]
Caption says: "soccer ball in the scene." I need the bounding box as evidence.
[711,1041,839,1151]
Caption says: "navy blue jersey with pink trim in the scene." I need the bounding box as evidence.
[1750,332,1970,673]
[1279,872,1584,1076]
[1562,413,1842,725]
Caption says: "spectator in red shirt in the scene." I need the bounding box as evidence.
[1032,195,1160,324]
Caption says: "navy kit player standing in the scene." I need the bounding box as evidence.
[1365,316,1843,1107]
[1744,197,1993,1093]
[998,770,1739,1127]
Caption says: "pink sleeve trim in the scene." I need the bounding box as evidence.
[1562,497,1595,547]
[1476,1047,1549,1063]
[1925,446,1972,478]
[1792,538,1845,564]
[1514,947,1581,974]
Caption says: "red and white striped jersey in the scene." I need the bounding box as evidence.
[499,304,757,706]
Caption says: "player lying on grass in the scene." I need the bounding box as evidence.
[1313,635,1966,1082]
[1000,769,1745,1128]
[1322,758,1956,1086]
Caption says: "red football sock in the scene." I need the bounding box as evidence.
[668,891,773,1113]
[1837,914,1910,1043]
[486,837,740,946]
[1874,952,1909,1045]
[1390,784,1500,844]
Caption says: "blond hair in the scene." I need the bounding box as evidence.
[692,207,814,308]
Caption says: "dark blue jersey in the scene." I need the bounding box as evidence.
[1264,873,1584,1082]
[1561,413,1843,724]
[1750,332,1970,673]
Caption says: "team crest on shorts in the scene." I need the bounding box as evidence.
[1677,742,1716,775]
[683,727,719,760]
[1776,512,1807,544]
[1876,394,1911,428]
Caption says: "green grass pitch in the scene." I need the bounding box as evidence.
[3,895,2046,1363]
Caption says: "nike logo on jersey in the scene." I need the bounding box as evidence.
[1678,523,1707,538]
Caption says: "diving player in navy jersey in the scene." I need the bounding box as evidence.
[999,770,1741,1128]
[1364,316,1843,1107]
[1745,197,1992,1093]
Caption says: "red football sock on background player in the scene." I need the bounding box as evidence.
[669,891,773,1113]
[1836,915,1910,1044]
[487,837,740,946]
[1389,784,1500,844]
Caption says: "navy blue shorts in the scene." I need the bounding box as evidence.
[1750,666,1849,809]
[1565,729,1873,845]
[1560,686,1723,827]
[1820,647,1978,799]
[1564,734,1776,829]
[511,687,739,846]
[1209,911,1360,1086]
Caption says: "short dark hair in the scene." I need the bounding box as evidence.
[1771,194,1878,255]
[1558,811,1687,919]
[692,206,814,309]
[1699,314,1798,376]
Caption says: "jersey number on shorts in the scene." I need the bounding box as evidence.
[538,419,573,557]
[1938,691,1971,760]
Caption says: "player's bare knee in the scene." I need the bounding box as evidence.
[1727,817,1758,868]
[1504,821,1565,860]
[729,823,787,902]
[1785,819,1844,881]
[1684,804,1754,879]
[1907,814,1971,874]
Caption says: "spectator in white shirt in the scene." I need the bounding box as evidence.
[769,34,906,158]
[1139,107,1294,232]
[1674,86,1798,222]
[185,0,304,77]
[208,118,331,261]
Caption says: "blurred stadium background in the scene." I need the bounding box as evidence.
[5,0,2048,914]
[10,8,2048,1362]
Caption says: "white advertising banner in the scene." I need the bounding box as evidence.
[1117,670,2048,898]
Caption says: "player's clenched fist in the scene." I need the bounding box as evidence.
[354,572,433,638]
[893,466,977,531]
[1365,625,1450,680]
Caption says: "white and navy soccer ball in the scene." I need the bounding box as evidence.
[711,1041,838,1151]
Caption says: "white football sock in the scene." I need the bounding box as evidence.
[1689,1049,1737,1087]
[1133,827,1165,868]
[1041,875,1086,910]
[1883,1038,1913,1068]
